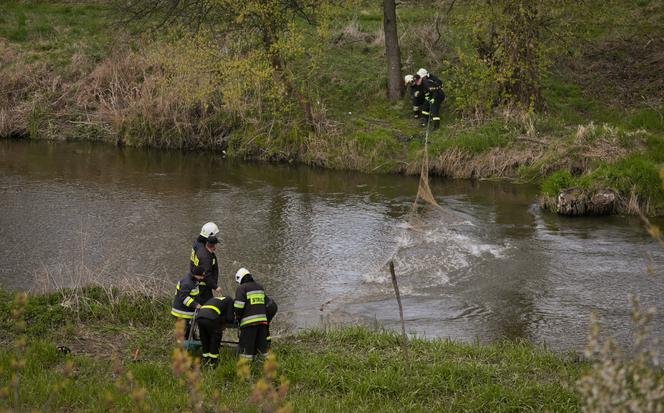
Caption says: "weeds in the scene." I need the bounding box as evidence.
[247,353,292,413]
[577,299,664,412]
[0,294,28,411]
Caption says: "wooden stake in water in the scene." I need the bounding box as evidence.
[389,260,408,348]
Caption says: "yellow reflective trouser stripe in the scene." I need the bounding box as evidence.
[201,305,221,315]
[433,117,440,121]
[422,111,430,115]
[240,315,268,326]
[171,310,194,319]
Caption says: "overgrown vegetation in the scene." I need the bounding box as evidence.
[0,0,663,214]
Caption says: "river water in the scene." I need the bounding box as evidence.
[2,139,663,353]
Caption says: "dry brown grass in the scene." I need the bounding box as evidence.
[75,48,229,148]
[303,133,399,172]
[564,36,664,108]
[333,18,385,48]
[528,122,644,179]
[0,41,46,137]
[424,145,542,179]
[0,37,231,147]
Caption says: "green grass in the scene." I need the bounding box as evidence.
[540,154,664,211]
[429,119,516,154]
[0,1,113,66]
[0,289,584,412]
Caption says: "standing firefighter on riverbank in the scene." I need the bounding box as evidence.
[195,294,235,367]
[405,74,425,119]
[190,222,221,302]
[234,267,270,361]
[416,68,445,130]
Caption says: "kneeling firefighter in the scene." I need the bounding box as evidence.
[196,294,235,367]
[171,267,205,340]
[234,268,270,360]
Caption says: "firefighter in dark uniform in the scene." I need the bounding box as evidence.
[171,267,206,340]
[415,68,445,130]
[404,74,426,119]
[233,267,269,360]
[196,294,235,367]
[190,222,221,302]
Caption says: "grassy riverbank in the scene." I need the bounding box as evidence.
[0,288,583,412]
[1,1,663,214]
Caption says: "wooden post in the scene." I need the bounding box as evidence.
[389,260,408,351]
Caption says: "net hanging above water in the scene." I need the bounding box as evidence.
[413,144,438,208]
[407,128,463,228]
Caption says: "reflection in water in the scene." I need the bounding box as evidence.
[2,139,664,353]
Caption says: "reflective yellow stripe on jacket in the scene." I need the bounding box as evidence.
[201,305,221,315]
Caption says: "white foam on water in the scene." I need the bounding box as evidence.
[363,217,511,289]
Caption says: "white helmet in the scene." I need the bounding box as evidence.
[416,68,429,78]
[200,222,219,238]
[235,267,251,284]
[404,74,414,85]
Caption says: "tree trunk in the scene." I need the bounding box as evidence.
[383,0,403,100]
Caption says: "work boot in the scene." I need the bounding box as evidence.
[201,356,218,369]
[413,110,421,119]
[432,119,440,130]
[420,118,428,128]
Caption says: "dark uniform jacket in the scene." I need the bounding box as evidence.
[422,74,445,102]
[197,296,235,324]
[410,83,426,104]
[234,280,268,328]
[171,274,202,319]
[190,236,219,299]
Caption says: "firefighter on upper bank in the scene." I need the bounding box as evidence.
[404,73,425,120]
[407,68,445,130]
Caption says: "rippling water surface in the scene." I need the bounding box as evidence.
[2,139,663,352]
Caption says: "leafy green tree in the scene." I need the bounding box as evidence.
[443,0,587,116]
